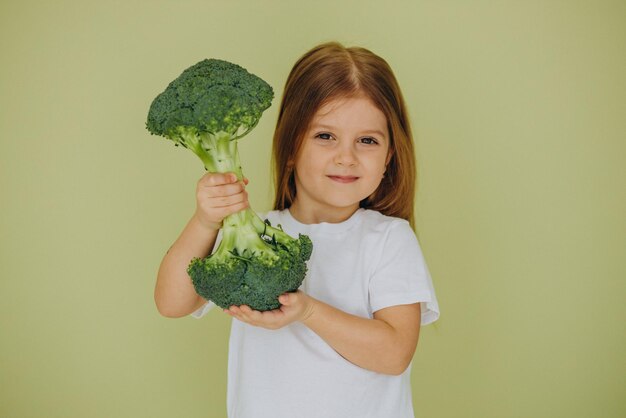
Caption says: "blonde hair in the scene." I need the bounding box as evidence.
[272,42,417,229]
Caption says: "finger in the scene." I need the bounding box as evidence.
[198,182,247,204]
[203,201,249,222]
[205,190,248,209]
[241,306,264,321]
[228,306,247,321]
[236,306,259,325]
[199,181,245,197]
[279,292,294,305]
[279,294,289,305]
[199,172,238,187]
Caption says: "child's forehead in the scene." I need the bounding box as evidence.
[307,95,389,138]
[314,94,382,118]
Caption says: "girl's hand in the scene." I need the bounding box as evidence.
[225,291,316,330]
[194,172,249,231]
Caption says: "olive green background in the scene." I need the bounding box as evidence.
[1,1,624,417]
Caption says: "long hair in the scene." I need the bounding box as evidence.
[272,42,417,229]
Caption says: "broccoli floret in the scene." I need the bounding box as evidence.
[146,59,312,311]
[188,213,313,310]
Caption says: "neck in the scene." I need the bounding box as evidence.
[288,201,359,224]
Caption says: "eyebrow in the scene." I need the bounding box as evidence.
[310,124,387,138]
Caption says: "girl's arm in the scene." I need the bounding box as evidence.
[226,292,421,375]
[154,172,249,318]
[154,215,217,318]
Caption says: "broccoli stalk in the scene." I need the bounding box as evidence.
[146,59,312,311]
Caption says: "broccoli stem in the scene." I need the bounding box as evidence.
[180,130,278,258]
[184,131,244,180]
[177,129,296,262]
[220,208,274,257]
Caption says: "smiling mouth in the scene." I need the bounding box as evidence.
[327,175,359,183]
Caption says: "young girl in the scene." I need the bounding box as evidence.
[155,41,440,418]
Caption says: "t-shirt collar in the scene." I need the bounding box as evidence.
[278,208,364,235]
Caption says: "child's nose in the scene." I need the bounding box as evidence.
[333,145,357,167]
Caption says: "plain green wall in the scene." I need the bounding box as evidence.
[1,1,624,417]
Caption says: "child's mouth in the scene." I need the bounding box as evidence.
[327,175,359,184]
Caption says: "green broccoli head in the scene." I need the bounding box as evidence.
[188,216,313,311]
[146,59,274,142]
[146,58,312,312]
[187,255,247,308]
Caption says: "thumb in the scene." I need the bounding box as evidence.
[279,292,292,305]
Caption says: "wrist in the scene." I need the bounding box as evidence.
[192,212,222,232]
[300,295,318,324]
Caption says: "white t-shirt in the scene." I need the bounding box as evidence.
[192,208,440,418]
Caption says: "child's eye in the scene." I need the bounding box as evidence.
[359,137,378,145]
[315,133,333,140]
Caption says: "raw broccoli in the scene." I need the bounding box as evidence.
[146,59,312,311]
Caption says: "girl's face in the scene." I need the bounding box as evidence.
[291,96,390,223]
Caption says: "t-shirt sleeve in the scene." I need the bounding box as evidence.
[190,300,215,318]
[368,220,440,325]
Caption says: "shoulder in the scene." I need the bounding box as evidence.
[358,211,422,266]
[358,210,413,238]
